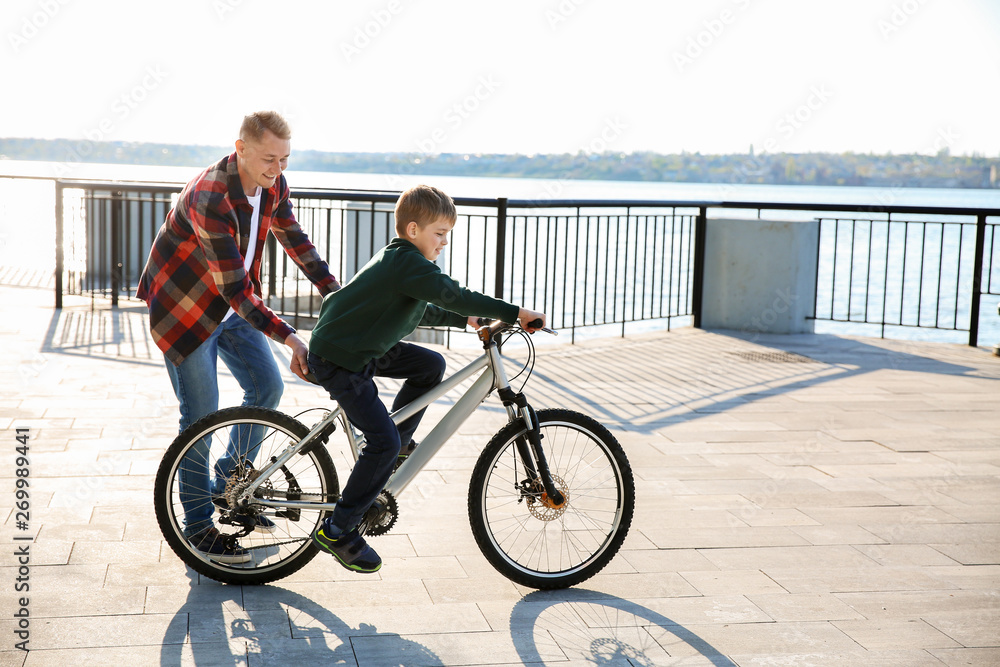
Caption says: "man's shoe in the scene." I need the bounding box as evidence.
[312,525,381,573]
[253,514,277,534]
[188,526,251,564]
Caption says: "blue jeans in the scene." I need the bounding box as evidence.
[164,315,284,535]
[308,342,446,534]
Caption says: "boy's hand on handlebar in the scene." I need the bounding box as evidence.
[469,311,549,333]
[518,308,546,333]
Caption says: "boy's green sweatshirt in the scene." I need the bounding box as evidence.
[309,237,520,372]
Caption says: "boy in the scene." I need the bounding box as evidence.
[306,184,545,573]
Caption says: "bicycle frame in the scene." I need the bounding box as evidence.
[243,330,519,513]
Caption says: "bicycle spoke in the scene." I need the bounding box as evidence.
[471,410,634,588]
[155,407,341,584]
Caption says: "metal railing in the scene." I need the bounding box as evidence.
[814,213,994,342]
[55,182,179,307]
[710,202,999,347]
[51,179,999,346]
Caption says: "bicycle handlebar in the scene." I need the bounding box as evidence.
[475,318,557,336]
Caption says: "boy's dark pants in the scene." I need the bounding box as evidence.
[307,342,446,533]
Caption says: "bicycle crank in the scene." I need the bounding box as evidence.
[358,491,398,537]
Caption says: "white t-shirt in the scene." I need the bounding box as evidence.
[222,188,262,322]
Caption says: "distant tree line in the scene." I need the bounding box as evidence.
[1,137,997,189]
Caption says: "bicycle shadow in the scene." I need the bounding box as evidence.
[510,589,737,666]
[158,568,443,666]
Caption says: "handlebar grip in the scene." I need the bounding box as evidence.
[526,318,544,329]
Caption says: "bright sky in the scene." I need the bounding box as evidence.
[3,0,999,157]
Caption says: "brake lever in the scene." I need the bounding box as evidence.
[525,318,557,336]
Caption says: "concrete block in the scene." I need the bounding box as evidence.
[702,218,818,334]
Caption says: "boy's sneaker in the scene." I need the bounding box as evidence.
[188,526,251,564]
[393,440,418,471]
[312,525,382,573]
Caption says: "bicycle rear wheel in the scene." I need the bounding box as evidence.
[468,409,635,589]
[154,406,340,585]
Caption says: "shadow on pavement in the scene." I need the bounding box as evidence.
[159,569,443,666]
[510,589,738,666]
[520,329,995,433]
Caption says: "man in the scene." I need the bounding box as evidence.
[137,111,339,562]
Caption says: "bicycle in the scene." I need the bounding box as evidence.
[154,319,635,590]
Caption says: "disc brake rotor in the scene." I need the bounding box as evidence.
[526,475,569,520]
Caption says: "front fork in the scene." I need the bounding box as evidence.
[498,387,565,507]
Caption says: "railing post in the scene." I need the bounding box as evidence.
[54,181,64,309]
[494,197,507,300]
[692,206,707,328]
[111,190,123,308]
[968,213,987,347]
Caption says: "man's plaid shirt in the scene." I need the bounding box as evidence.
[137,152,340,366]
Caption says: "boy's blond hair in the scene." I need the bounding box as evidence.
[394,185,457,236]
[240,111,291,142]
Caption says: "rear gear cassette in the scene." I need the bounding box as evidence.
[224,466,265,511]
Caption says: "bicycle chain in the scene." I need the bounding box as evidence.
[241,537,309,551]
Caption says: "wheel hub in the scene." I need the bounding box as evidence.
[526,475,569,520]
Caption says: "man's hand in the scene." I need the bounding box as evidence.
[517,308,546,333]
[284,332,311,381]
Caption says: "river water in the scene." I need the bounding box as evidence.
[2,159,998,346]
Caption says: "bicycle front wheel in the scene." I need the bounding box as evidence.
[154,406,340,585]
[469,409,635,589]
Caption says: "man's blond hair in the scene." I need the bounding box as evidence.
[240,111,291,142]
[394,185,457,236]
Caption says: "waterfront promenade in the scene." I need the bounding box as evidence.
[1,275,999,666]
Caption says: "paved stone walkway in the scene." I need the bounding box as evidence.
[1,281,999,666]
